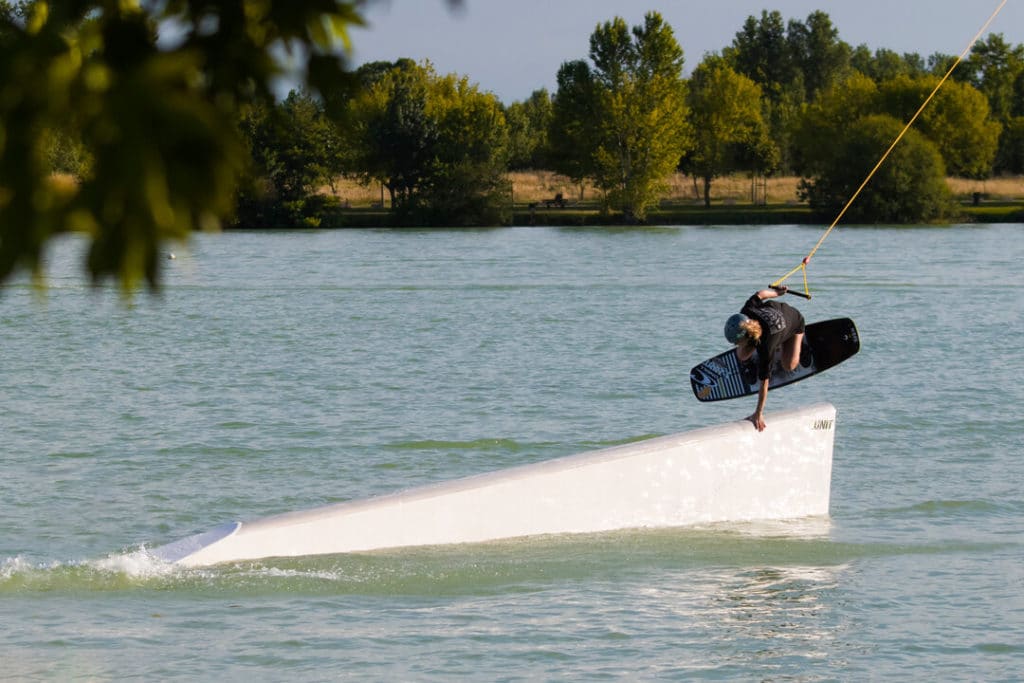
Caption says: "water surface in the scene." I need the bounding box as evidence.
[3,225,1022,680]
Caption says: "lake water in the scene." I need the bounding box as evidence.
[2,225,1022,680]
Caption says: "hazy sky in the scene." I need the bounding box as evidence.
[349,0,1023,103]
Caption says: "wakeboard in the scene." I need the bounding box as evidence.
[690,318,859,402]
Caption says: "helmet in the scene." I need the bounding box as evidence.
[724,313,749,344]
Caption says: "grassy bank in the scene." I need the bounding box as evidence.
[50,169,1024,226]
[320,171,1024,227]
[50,171,1024,228]
[511,202,814,227]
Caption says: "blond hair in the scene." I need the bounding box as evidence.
[738,318,762,348]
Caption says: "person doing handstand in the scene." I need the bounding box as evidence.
[723,286,805,432]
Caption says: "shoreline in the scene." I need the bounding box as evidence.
[231,200,1024,229]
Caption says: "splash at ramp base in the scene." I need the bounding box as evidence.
[153,403,836,566]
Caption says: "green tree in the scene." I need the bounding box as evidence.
[682,56,774,207]
[548,60,600,192]
[0,0,370,290]
[786,11,850,102]
[343,59,435,211]
[877,76,1001,178]
[237,90,344,227]
[791,71,878,175]
[1013,68,1024,117]
[851,46,929,82]
[960,33,1024,174]
[553,12,690,221]
[799,114,952,223]
[505,89,552,170]
[352,58,417,90]
[924,81,1002,179]
[965,33,1024,122]
[996,116,1024,173]
[417,71,510,225]
[342,61,509,225]
[928,52,960,77]
[725,10,795,104]
[798,71,1000,180]
[724,10,846,172]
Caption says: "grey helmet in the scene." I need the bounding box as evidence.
[724,313,750,344]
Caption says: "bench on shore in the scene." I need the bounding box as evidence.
[544,193,566,208]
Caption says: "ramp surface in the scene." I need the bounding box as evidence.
[153,403,836,566]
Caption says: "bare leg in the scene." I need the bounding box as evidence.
[782,332,804,371]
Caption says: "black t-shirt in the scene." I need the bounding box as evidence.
[740,294,806,380]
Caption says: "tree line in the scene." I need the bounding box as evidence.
[224,9,1022,227]
[2,2,1023,289]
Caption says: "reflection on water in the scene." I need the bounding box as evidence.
[642,563,846,675]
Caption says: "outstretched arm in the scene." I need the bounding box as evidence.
[748,378,770,431]
[755,285,788,300]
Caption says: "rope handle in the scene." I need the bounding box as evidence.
[779,287,811,300]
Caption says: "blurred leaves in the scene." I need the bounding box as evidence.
[0,0,368,291]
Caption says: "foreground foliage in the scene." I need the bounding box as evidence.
[0,0,364,290]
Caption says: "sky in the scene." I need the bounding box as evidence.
[348,0,1024,103]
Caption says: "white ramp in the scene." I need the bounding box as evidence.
[153,403,836,566]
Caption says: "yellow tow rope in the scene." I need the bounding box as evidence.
[771,0,1008,298]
